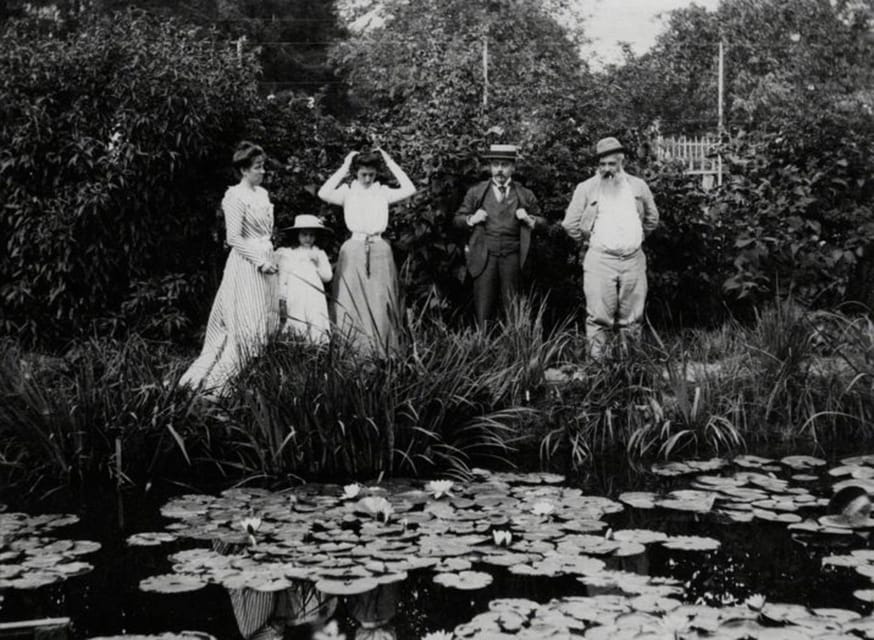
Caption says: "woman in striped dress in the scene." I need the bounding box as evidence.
[180,142,278,394]
[317,148,415,356]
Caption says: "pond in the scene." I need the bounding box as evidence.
[3,453,874,639]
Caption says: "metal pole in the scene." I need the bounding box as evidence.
[717,40,724,186]
[482,32,489,111]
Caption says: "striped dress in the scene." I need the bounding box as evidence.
[180,183,277,393]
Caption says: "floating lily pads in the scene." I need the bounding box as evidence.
[127,532,178,547]
[89,634,216,640]
[433,570,493,590]
[661,535,721,552]
[139,574,207,594]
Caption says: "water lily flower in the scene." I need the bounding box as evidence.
[239,516,262,534]
[746,593,766,611]
[531,500,555,518]
[659,612,691,636]
[427,479,455,499]
[360,496,394,523]
[239,516,261,547]
[342,483,361,500]
[313,620,346,640]
[422,632,453,640]
[492,530,512,547]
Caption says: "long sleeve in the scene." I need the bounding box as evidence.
[383,157,416,204]
[318,164,350,206]
[453,186,481,229]
[640,181,660,237]
[561,182,589,242]
[315,249,333,283]
[223,189,269,267]
[520,187,546,228]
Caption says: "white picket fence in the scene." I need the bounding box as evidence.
[655,135,721,175]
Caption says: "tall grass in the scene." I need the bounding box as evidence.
[208,298,566,481]
[3,296,873,496]
[0,337,205,495]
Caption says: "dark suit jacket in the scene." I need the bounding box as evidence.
[453,180,545,278]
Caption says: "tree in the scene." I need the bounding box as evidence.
[602,0,874,134]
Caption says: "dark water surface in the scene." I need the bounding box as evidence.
[2,450,872,639]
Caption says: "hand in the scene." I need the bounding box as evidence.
[343,151,358,167]
[259,261,278,275]
[515,208,535,228]
[309,249,321,264]
[468,209,488,226]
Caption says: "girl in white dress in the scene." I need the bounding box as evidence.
[276,215,333,344]
[180,141,278,394]
[317,148,415,356]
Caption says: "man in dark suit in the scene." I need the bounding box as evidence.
[454,144,546,327]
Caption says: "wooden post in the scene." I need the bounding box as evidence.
[717,40,725,186]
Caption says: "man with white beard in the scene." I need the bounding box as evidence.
[561,137,659,359]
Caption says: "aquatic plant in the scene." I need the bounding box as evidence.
[0,337,212,494]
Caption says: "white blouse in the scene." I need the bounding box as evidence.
[322,179,415,235]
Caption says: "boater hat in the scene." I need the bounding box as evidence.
[482,144,519,162]
[283,214,331,232]
[595,137,627,159]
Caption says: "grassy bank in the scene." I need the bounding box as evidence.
[1,300,872,498]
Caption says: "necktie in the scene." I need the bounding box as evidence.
[498,185,507,202]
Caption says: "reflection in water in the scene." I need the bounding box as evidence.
[214,540,337,639]
[348,583,399,640]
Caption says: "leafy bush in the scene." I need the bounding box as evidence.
[0,10,260,345]
[718,110,874,309]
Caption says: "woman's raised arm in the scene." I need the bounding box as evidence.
[317,151,357,205]
[378,148,416,204]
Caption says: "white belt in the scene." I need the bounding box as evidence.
[350,232,382,242]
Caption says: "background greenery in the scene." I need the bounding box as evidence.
[2,0,873,348]
[2,0,874,496]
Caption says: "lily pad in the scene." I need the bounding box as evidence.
[314,577,379,595]
[139,574,207,593]
[127,532,178,547]
[661,536,721,551]
[433,571,494,590]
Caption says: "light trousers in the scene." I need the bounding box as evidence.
[583,247,647,358]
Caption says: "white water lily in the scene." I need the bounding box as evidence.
[313,620,346,640]
[421,632,453,640]
[427,479,455,499]
[239,516,261,547]
[492,530,512,547]
[360,496,394,523]
[746,593,766,611]
[238,516,262,534]
[342,483,361,500]
[531,500,556,518]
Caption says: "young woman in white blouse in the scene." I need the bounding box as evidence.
[180,141,278,394]
[317,148,415,356]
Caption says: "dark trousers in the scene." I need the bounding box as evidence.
[473,251,521,327]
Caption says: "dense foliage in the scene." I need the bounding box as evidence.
[0,11,262,343]
[2,0,873,349]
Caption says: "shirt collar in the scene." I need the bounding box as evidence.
[492,178,512,190]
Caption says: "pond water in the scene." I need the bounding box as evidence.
[3,453,874,639]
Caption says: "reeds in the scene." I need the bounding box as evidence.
[2,297,873,495]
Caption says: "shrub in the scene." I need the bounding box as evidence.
[0,10,261,346]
